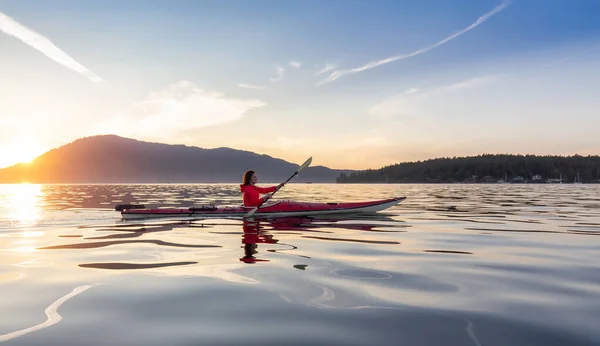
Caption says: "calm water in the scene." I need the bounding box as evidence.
[1,183,599,345]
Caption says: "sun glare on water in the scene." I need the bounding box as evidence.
[1,184,44,226]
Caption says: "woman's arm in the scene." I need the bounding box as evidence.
[255,185,277,193]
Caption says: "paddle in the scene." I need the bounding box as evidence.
[244,157,313,218]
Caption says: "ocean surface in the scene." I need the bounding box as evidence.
[0,183,599,345]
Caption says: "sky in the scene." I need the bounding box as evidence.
[1,0,599,170]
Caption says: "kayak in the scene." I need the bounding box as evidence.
[116,197,405,220]
[115,196,406,220]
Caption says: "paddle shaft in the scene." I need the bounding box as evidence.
[255,169,299,208]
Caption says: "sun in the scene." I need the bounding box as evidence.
[13,142,43,164]
[0,140,45,167]
[18,148,40,164]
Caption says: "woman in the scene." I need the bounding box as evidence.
[240,170,284,207]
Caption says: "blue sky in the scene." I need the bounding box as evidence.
[1,0,599,169]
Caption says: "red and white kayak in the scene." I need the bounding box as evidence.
[115,197,406,220]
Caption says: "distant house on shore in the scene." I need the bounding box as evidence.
[546,173,563,184]
[511,176,525,183]
[482,175,496,183]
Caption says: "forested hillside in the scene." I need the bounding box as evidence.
[336,154,600,183]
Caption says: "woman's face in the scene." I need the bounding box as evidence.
[250,173,257,185]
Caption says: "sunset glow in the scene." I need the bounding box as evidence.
[0,139,46,168]
[1,1,599,170]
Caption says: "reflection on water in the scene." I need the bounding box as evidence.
[0,183,43,227]
[39,239,222,250]
[0,284,101,343]
[79,262,197,270]
[240,220,277,264]
[0,184,600,345]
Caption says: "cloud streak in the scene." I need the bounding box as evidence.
[269,66,285,82]
[317,0,511,85]
[0,11,103,83]
[238,83,266,90]
[289,61,302,68]
[315,63,338,76]
[441,75,500,91]
[369,75,499,120]
[536,43,600,70]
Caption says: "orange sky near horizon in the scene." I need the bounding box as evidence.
[2,132,600,172]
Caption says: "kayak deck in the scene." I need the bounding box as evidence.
[116,196,406,220]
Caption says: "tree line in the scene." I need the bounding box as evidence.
[336,154,600,183]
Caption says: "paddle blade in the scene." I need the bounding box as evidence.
[297,157,312,172]
[244,207,258,218]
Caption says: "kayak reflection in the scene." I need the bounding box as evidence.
[239,215,402,265]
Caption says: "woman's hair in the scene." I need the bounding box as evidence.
[242,170,255,185]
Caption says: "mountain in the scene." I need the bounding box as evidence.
[0,135,352,183]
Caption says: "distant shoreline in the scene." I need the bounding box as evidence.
[336,154,600,184]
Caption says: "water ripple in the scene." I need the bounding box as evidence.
[0,284,101,343]
[39,239,222,250]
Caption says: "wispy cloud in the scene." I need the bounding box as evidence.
[238,83,266,90]
[535,43,600,70]
[289,61,302,69]
[0,11,103,83]
[441,75,499,91]
[315,63,338,76]
[95,81,266,140]
[269,66,285,82]
[369,88,425,120]
[369,76,499,120]
[401,87,421,95]
[317,0,511,86]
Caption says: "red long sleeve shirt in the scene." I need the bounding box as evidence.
[240,184,277,207]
